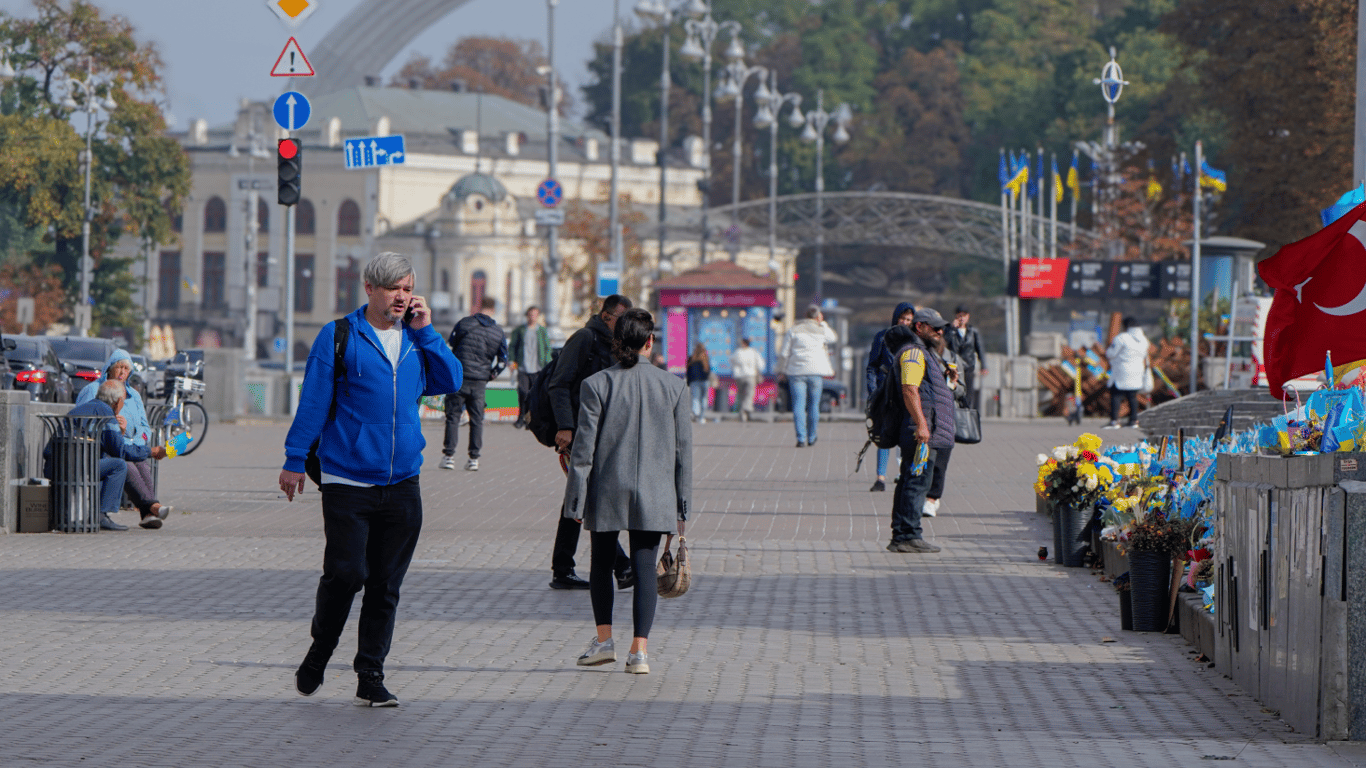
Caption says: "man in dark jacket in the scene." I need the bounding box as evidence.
[507,305,551,428]
[442,296,508,471]
[547,294,634,590]
[885,307,955,554]
[44,380,161,531]
[947,304,987,411]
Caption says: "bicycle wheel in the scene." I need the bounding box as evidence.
[178,402,209,455]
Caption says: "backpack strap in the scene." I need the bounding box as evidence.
[327,317,350,422]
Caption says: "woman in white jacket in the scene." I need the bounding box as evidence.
[779,306,836,447]
[1105,317,1151,428]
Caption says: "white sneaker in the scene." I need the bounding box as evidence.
[465,458,479,471]
[576,637,615,666]
[922,499,938,517]
[439,456,455,470]
[625,650,650,674]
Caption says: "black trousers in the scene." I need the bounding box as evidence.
[589,530,663,638]
[311,477,422,673]
[443,379,488,458]
[927,444,953,500]
[962,368,980,412]
[553,513,630,578]
[1110,386,1139,425]
[516,370,534,422]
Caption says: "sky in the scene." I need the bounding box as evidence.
[0,0,626,127]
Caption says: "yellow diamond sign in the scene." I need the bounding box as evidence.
[265,0,317,28]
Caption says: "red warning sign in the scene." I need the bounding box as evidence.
[270,37,315,77]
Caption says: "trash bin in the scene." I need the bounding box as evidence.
[38,414,112,533]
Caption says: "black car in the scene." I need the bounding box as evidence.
[46,335,117,391]
[6,336,77,403]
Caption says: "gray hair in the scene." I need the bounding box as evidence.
[363,252,415,289]
[95,380,125,408]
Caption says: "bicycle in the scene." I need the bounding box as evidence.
[163,362,208,456]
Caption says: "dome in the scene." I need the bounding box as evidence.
[446,172,508,204]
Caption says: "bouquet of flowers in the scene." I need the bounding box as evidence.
[1035,433,1118,511]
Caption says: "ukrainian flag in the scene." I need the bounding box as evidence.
[1006,151,1028,196]
[1199,160,1227,192]
[1052,156,1063,203]
[1066,152,1080,199]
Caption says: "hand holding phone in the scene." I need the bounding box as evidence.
[405,296,431,330]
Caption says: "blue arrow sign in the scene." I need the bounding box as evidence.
[272,91,311,131]
[536,178,563,208]
[343,135,407,169]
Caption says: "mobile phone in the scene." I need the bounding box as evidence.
[403,303,415,324]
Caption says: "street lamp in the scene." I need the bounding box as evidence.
[62,60,120,337]
[714,45,766,259]
[681,4,740,263]
[634,0,707,275]
[800,90,851,308]
[229,122,271,360]
[751,70,803,273]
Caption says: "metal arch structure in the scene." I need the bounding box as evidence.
[294,0,478,97]
[718,191,1102,259]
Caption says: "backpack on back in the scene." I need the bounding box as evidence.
[305,317,351,486]
[864,361,906,451]
[525,348,564,448]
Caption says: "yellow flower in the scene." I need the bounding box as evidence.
[1098,466,1114,485]
[1076,463,1098,479]
[1075,433,1102,453]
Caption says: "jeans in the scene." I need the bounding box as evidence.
[1110,386,1139,425]
[890,443,937,542]
[312,477,423,673]
[589,530,663,638]
[553,512,630,578]
[443,380,488,458]
[876,448,889,478]
[124,459,158,515]
[689,381,707,420]
[98,456,127,515]
[790,375,822,445]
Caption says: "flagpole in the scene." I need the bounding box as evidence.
[1070,149,1079,245]
[1036,148,1045,259]
[1001,150,1013,360]
[1190,140,1203,396]
[1051,154,1059,259]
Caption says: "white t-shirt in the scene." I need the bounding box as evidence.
[321,319,404,487]
[521,325,541,375]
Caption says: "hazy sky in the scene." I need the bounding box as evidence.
[0,0,626,127]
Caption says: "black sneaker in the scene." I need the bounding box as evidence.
[616,567,637,590]
[870,480,886,492]
[549,572,591,590]
[295,644,329,697]
[355,670,399,707]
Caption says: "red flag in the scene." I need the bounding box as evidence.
[1258,202,1366,397]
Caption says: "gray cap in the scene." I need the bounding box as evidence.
[913,307,950,329]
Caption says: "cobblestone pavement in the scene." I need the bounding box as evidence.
[3,417,1365,767]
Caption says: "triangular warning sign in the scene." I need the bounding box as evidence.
[270,37,315,77]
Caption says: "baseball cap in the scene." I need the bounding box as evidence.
[913,307,950,329]
[954,304,971,315]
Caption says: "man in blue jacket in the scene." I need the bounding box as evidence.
[278,252,463,708]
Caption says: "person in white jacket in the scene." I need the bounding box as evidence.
[1105,317,1151,428]
[779,307,837,447]
[730,337,766,422]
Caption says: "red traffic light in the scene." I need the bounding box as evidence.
[278,138,299,159]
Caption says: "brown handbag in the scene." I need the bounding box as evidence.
[656,521,691,598]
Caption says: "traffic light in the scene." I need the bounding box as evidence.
[277,138,301,206]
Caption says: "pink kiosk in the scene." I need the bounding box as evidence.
[654,262,780,410]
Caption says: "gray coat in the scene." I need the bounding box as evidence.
[562,361,692,533]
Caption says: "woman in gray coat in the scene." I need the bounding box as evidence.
[564,308,692,674]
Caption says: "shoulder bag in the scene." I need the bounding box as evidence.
[656,520,691,598]
[954,405,982,444]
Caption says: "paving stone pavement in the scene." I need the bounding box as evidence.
[3,417,1365,767]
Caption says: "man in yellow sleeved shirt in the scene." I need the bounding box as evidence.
[887,307,952,554]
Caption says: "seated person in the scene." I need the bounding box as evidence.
[75,350,172,529]
[44,381,151,531]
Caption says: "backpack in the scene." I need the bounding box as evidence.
[854,329,917,473]
[304,317,350,487]
[525,333,599,448]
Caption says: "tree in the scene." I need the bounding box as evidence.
[560,196,648,321]
[392,36,573,115]
[0,0,189,336]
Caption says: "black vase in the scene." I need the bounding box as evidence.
[1061,504,1092,568]
[1119,589,1133,631]
[1051,503,1063,565]
[1129,550,1171,632]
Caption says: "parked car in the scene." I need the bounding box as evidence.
[129,353,161,401]
[5,336,77,403]
[45,336,117,392]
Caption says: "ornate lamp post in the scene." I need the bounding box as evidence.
[751,70,802,273]
[634,0,708,274]
[681,6,740,263]
[714,43,767,256]
[799,90,851,307]
[62,60,119,337]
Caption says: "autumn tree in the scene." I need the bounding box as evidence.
[560,196,648,322]
[392,36,573,115]
[0,0,189,336]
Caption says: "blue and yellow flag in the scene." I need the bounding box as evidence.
[1066,152,1080,199]
[1006,151,1028,196]
[1146,159,1162,200]
[1199,160,1227,192]
[1052,156,1063,203]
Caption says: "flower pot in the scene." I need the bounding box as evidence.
[1129,550,1171,632]
[1050,502,1063,565]
[1119,589,1133,631]
[1059,503,1092,568]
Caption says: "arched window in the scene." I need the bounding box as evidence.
[296,199,316,235]
[470,269,487,313]
[204,197,226,233]
[337,199,361,236]
[257,198,269,233]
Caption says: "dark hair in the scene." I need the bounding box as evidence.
[805,306,822,319]
[480,296,497,311]
[601,294,633,315]
[740,337,750,347]
[525,305,540,316]
[612,308,654,368]
[1122,316,1138,330]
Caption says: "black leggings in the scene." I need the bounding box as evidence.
[1110,386,1139,424]
[589,530,663,639]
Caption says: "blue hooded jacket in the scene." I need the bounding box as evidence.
[283,306,463,485]
[76,348,151,447]
[865,302,917,396]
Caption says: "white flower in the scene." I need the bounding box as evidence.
[1085,475,1098,491]
[1053,447,1068,461]
[1037,453,1049,466]
[1066,445,1081,460]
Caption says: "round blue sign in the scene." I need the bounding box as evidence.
[536,178,563,208]
[273,91,312,132]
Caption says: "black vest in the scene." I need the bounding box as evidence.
[897,336,956,450]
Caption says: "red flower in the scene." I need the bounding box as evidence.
[1187,548,1212,562]
[1080,450,1099,462]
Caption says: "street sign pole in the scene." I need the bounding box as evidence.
[545,0,562,338]
[284,203,296,395]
